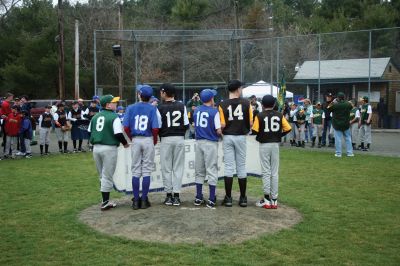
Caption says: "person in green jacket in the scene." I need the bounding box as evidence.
[327,92,354,158]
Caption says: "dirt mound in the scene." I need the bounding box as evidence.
[79,188,302,245]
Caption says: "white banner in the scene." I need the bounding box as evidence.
[113,136,262,194]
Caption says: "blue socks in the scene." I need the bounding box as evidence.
[132,176,140,200]
[196,183,203,199]
[209,185,216,202]
[142,176,151,200]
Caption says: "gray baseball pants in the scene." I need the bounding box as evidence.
[160,136,185,193]
[359,124,372,144]
[223,135,247,179]
[5,136,17,156]
[195,139,218,186]
[131,136,155,177]
[296,124,305,141]
[39,127,51,145]
[55,128,69,142]
[350,123,359,144]
[259,143,279,199]
[93,144,118,192]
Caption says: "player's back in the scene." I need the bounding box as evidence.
[124,102,159,137]
[157,100,188,137]
[218,98,252,135]
[255,110,283,143]
[193,105,219,142]
[90,110,119,146]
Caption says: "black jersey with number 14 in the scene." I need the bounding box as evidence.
[218,98,252,135]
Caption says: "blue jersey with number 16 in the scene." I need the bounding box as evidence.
[123,102,160,137]
[193,105,220,142]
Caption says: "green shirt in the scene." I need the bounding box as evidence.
[89,110,120,146]
[360,104,371,123]
[328,100,352,131]
[296,112,306,124]
[312,109,324,125]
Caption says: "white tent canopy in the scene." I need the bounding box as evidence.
[242,80,293,99]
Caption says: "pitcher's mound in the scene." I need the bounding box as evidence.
[79,189,302,245]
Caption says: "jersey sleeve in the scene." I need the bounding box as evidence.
[367,105,372,114]
[151,108,160,129]
[355,110,360,118]
[122,106,130,127]
[87,121,92,133]
[218,105,226,126]
[248,105,253,123]
[113,118,123,134]
[252,115,260,133]
[310,112,314,118]
[322,112,326,119]
[53,112,59,121]
[214,112,221,130]
[156,109,162,128]
[183,106,190,126]
[282,116,291,132]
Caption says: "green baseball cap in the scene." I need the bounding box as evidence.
[100,95,120,106]
[363,96,369,101]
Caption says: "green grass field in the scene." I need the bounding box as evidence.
[1,150,399,265]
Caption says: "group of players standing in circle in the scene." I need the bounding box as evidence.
[89,80,291,211]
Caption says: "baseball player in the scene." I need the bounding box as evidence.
[54,103,70,153]
[193,89,222,209]
[38,105,53,155]
[218,80,253,207]
[288,103,297,146]
[294,106,306,147]
[349,100,360,150]
[358,96,372,151]
[310,102,325,148]
[123,85,160,210]
[158,83,189,206]
[88,95,129,211]
[252,95,291,209]
[67,101,85,152]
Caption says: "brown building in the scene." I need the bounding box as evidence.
[292,57,400,128]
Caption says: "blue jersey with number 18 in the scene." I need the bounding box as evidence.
[123,102,160,137]
[193,105,221,142]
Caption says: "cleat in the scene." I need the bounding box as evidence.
[172,196,181,206]
[131,197,141,210]
[347,153,355,157]
[101,201,116,211]
[141,198,151,209]
[222,195,233,207]
[16,151,26,156]
[334,154,342,158]
[59,149,63,154]
[163,195,173,206]
[206,200,216,209]
[256,198,271,209]
[271,199,278,209]
[239,196,247,207]
[194,197,204,206]
[25,153,32,158]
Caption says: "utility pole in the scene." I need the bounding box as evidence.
[74,19,79,99]
[234,0,240,80]
[118,1,123,99]
[57,0,65,100]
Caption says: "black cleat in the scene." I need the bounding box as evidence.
[131,197,141,210]
[164,195,173,206]
[239,196,247,207]
[141,198,151,209]
[101,201,117,211]
[222,195,233,207]
[172,196,181,206]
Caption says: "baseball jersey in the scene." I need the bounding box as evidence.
[218,98,252,135]
[39,112,53,128]
[193,105,221,142]
[54,110,67,127]
[123,102,160,137]
[252,110,291,143]
[310,109,325,125]
[68,108,83,126]
[350,107,360,122]
[89,109,122,146]
[157,100,189,137]
[360,104,372,123]
[295,112,306,124]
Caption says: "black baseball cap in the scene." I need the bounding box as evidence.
[262,95,276,108]
[326,92,333,97]
[227,79,245,92]
[160,83,176,96]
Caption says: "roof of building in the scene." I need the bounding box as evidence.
[294,57,391,83]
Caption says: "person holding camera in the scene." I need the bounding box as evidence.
[186,92,202,139]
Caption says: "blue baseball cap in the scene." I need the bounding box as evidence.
[139,85,153,97]
[117,106,125,111]
[200,89,217,103]
[93,95,100,100]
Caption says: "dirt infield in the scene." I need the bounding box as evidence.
[79,188,302,245]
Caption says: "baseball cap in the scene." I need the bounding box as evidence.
[100,95,120,106]
[72,100,79,105]
[117,106,125,111]
[261,95,276,108]
[92,95,100,101]
[149,96,159,103]
[160,83,176,96]
[139,84,153,98]
[363,96,369,101]
[337,92,345,99]
[200,89,217,103]
[227,79,245,92]
[316,101,322,106]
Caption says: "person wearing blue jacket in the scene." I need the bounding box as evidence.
[19,110,33,158]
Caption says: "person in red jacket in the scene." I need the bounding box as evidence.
[4,105,21,159]
[1,92,14,153]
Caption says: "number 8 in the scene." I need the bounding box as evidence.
[96,116,105,132]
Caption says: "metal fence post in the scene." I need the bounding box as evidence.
[93,30,97,97]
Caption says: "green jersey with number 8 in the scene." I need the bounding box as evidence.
[89,110,120,146]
